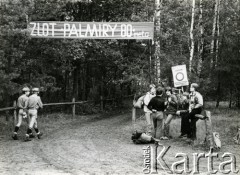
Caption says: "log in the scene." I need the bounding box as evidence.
[168,110,214,147]
[196,110,214,147]
[169,117,181,138]
[196,119,207,144]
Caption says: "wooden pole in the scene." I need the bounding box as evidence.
[132,106,136,132]
[72,97,75,118]
[13,101,17,127]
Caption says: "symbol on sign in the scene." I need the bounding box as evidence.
[176,72,184,81]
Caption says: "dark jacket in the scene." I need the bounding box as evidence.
[147,95,165,112]
[165,94,178,114]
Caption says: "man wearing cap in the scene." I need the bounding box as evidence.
[25,87,43,141]
[187,83,203,140]
[12,87,30,140]
[147,86,166,138]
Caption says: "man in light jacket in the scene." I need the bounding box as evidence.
[25,88,43,141]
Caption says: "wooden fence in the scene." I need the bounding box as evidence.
[0,95,134,126]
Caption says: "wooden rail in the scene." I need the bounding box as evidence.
[0,94,134,124]
[0,107,15,112]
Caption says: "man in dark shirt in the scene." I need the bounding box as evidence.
[147,87,166,138]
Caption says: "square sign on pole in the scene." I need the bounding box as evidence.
[171,65,189,87]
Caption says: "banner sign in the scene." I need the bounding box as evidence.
[171,65,189,87]
[28,21,154,40]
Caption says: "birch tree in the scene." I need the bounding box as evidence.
[197,0,204,76]
[154,0,162,84]
[189,0,195,73]
[210,0,219,68]
[215,0,221,67]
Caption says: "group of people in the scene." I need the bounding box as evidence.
[12,87,43,141]
[136,83,203,141]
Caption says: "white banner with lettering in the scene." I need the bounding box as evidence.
[29,21,154,40]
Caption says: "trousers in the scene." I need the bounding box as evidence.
[28,109,38,129]
[145,111,164,138]
[186,108,202,139]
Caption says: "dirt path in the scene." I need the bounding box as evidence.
[0,111,239,175]
[0,112,145,175]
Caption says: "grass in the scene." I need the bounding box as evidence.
[134,101,240,149]
[1,101,240,146]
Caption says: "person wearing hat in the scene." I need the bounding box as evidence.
[12,87,30,140]
[176,92,190,138]
[147,86,166,138]
[25,87,43,141]
[161,86,178,140]
[187,83,203,140]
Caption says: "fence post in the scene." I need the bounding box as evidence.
[13,101,17,127]
[100,96,103,111]
[72,98,75,118]
[131,94,136,132]
[132,106,136,132]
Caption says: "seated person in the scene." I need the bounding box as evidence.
[176,92,190,138]
[187,83,203,140]
[162,87,178,140]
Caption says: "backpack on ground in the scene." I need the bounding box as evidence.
[131,131,153,144]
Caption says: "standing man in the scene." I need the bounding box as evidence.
[147,87,166,138]
[187,83,203,140]
[143,84,156,136]
[25,88,43,141]
[12,87,30,140]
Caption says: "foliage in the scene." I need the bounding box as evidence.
[0,0,239,108]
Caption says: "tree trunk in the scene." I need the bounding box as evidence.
[81,66,86,101]
[197,0,204,77]
[210,0,219,68]
[216,75,221,108]
[189,0,195,73]
[154,0,162,84]
[73,64,79,100]
[215,0,221,67]
[149,40,152,84]
[64,70,69,100]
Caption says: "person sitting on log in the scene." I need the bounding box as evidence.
[161,87,178,140]
[176,92,190,138]
[186,83,203,140]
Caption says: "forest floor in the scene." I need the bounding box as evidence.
[0,102,240,175]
